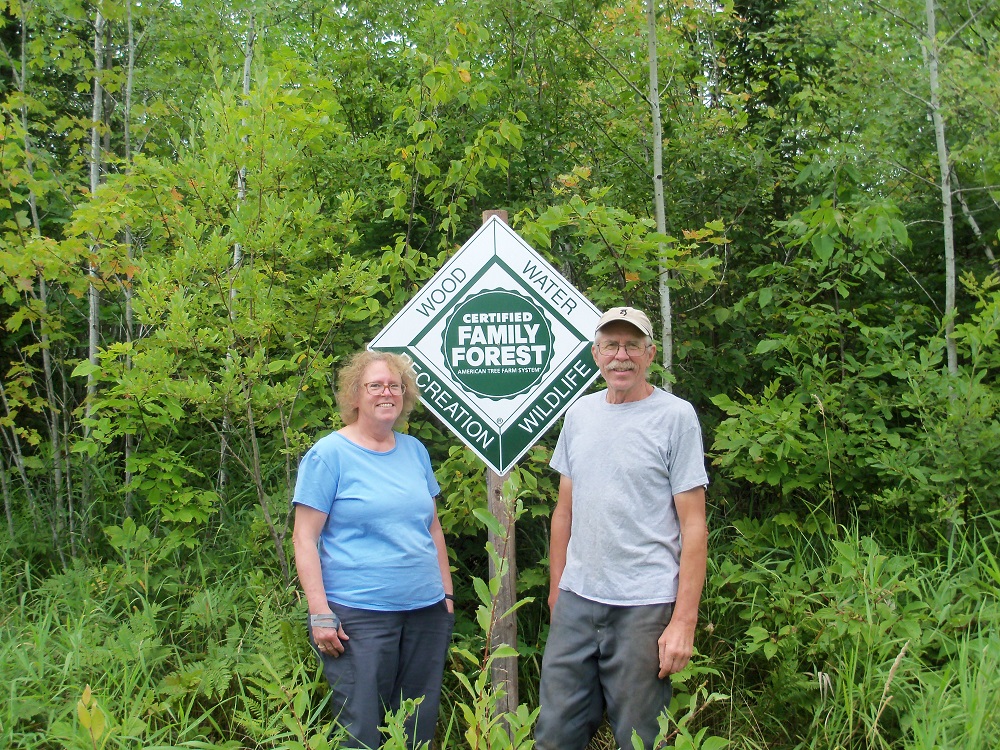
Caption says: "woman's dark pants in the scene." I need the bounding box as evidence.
[310,600,454,749]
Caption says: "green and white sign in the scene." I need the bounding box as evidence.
[370,215,602,475]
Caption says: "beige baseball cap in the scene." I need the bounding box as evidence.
[595,306,653,337]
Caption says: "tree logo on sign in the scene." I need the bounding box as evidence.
[442,290,553,399]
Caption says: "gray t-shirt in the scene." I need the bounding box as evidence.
[550,388,709,606]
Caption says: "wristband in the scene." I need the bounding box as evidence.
[444,594,455,601]
[309,613,341,629]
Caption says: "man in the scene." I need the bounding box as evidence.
[534,306,709,750]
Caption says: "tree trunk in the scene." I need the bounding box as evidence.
[87,4,105,420]
[647,0,673,391]
[233,14,255,275]
[246,394,291,585]
[924,0,958,376]
[11,4,66,538]
[39,276,66,554]
[0,380,39,530]
[1,452,13,538]
[81,2,107,557]
[218,15,256,495]
[123,0,138,516]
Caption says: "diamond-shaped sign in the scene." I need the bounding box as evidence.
[370,216,602,474]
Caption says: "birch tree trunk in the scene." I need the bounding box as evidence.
[923,0,958,376]
[78,2,107,556]
[0,381,38,527]
[123,0,138,515]
[218,15,256,495]
[87,5,105,421]
[39,275,66,558]
[1,453,13,538]
[8,3,66,537]
[233,16,254,278]
[647,0,673,390]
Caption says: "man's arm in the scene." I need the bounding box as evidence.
[657,486,707,678]
[547,475,573,611]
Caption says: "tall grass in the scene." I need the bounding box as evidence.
[698,508,1000,749]
[3,505,998,749]
[903,633,1000,749]
[0,529,322,749]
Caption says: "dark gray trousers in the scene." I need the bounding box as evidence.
[310,599,454,749]
[535,589,674,750]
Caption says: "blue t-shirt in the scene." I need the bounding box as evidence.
[292,431,443,610]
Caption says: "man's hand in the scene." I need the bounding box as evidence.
[657,619,695,678]
[658,486,707,678]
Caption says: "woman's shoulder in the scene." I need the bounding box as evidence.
[394,431,428,451]
[394,432,435,462]
[306,430,350,459]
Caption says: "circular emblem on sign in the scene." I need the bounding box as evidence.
[442,290,553,399]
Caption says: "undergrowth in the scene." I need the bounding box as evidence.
[2,502,998,748]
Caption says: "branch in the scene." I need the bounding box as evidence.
[879,157,937,190]
[952,183,1000,194]
[887,250,944,314]
[868,0,925,36]
[0,39,22,89]
[943,0,995,47]
[527,4,650,106]
[953,169,1000,272]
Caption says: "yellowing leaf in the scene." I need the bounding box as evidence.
[77,699,92,730]
[90,707,106,740]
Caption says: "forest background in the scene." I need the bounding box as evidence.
[1,0,999,747]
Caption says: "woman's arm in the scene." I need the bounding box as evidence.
[429,506,454,613]
[292,504,349,655]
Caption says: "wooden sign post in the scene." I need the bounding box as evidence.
[482,210,518,715]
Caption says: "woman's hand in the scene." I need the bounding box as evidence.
[314,622,349,657]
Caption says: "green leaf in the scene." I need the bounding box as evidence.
[701,737,731,750]
[71,360,101,378]
[812,234,835,262]
[747,626,769,641]
[473,577,492,606]
[754,339,783,354]
[472,508,505,539]
[489,644,519,660]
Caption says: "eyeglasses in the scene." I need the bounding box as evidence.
[363,382,406,396]
[596,341,649,357]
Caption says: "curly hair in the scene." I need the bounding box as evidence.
[335,350,420,427]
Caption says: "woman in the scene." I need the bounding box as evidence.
[292,350,454,749]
